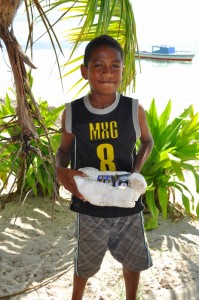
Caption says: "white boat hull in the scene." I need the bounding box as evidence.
[135,52,194,62]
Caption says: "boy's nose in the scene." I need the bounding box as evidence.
[102,65,112,76]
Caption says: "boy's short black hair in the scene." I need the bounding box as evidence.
[84,35,124,67]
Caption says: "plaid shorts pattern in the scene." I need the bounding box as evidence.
[74,213,152,278]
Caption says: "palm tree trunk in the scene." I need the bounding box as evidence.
[0,0,38,138]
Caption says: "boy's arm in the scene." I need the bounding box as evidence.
[55,109,85,200]
[131,103,154,173]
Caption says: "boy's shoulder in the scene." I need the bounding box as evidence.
[68,97,85,110]
[119,94,138,103]
[71,96,84,105]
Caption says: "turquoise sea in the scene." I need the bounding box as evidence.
[0,0,199,117]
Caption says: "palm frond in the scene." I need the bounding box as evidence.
[23,0,66,88]
[56,0,138,96]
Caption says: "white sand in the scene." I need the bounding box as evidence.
[0,191,199,300]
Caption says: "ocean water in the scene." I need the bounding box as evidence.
[131,0,199,116]
[0,0,199,117]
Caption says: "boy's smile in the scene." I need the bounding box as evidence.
[81,45,124,101]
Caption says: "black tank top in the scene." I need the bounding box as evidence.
[65,93,144,217]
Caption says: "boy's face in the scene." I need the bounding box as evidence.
[81,45,124,95]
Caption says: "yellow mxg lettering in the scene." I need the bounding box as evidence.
[89,121,118,140]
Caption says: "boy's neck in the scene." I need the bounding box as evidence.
[88,93,117,109]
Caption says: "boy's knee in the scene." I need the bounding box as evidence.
[123,267,140,278]
[75,266,100,278]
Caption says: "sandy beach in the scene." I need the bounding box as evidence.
[0,186,199,300]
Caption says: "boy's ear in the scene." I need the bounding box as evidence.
[81,64,88,80]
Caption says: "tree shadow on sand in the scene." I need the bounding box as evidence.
[0,196,76,299]
[144,216,199,300]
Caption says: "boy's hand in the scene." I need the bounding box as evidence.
[56,167,86,201]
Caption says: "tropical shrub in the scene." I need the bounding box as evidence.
[141,99,199,230]
[0,91,64,202]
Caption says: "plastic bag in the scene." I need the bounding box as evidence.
[73,167,147,208]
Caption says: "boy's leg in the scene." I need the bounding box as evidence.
[123,267,140,300]
[72,214,111,299]
[108,214,152,300]
[71,274,88,300]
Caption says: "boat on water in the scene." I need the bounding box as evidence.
[135,45,195,62]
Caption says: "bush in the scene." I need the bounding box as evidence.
[141,99,199,230]
[0,92,64,200]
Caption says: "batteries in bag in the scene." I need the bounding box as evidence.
[97,173,131,187]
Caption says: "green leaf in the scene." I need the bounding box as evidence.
[196,202,199,218]
[168,181,194,213]
[179,105,194,118]
[159,119,182,150]
[147,98,159,129]
[168,153,184,181]
[5,94,15,114]
[145,190,159,230]
[180,112,199,137]
[182,194,191,214]
[159,99,172,130]
[26,175,37,196]
[50,136,61,153]
[181,163,199,193]
[37,168,45,188]
[158,186,168,219]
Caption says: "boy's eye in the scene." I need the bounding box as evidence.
[94,64,103,68]
[112,64,120,69]
[93,63,122,70]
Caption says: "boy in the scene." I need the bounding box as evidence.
[56,35,153,300]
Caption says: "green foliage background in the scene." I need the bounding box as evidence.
[141,99,199,229]
[0,91,64,202]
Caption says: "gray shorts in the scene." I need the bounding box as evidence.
[74,213,152,278]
